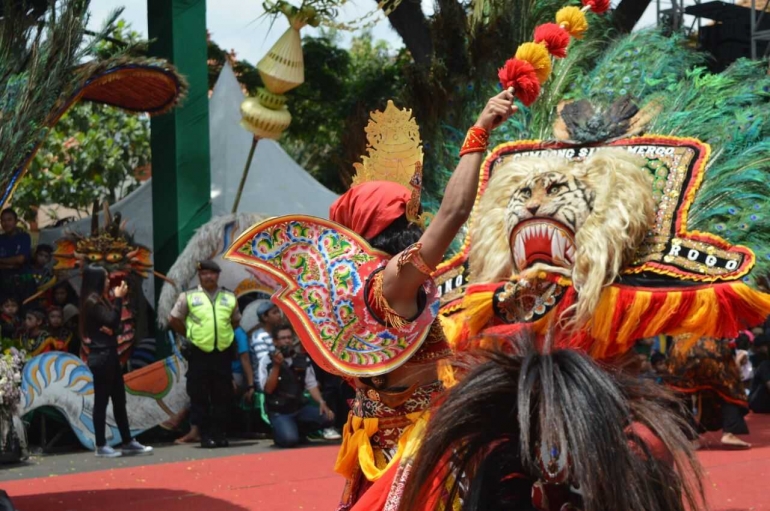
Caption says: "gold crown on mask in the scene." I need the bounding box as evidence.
[352,100,426,226]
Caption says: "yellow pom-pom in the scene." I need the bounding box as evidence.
[514,42,552,83]
[556,6,588,39]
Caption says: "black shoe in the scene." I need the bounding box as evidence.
[201,437,217,449]
[215,437,229,448]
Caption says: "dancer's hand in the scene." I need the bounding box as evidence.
[475,88,517,131]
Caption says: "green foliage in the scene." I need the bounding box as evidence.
[12,102,149,221]
[0,0,135,205]
[281,31,407,192]
[91,18,148,59]
[207,38,263,94]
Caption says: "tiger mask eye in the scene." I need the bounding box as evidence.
[547,183,567,195]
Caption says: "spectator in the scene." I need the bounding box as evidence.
[25,244,55,296]
[0,209,31,291]
[735,332,754,392]
[258,322,334,448]
[0,296,20,341]
[650,352,667,384]
[80,266,152,457]
[19,309,51,356]
[51,281,78,308]
[310,360,347,440]
[47,306,72,351]
[168,260,240,449]
[232,325,256,401]
[749,337,770,414]
[249,302,283,388]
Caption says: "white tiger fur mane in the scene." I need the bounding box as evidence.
[156,212,268,327]
[468,148,655,327]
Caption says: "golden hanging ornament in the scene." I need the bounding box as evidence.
[240,13,308,140]
[256,15,307,94]
[234,11,310,212]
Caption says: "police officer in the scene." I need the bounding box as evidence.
[169,260,241,448]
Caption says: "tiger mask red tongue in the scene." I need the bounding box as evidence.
[510,219,577,272]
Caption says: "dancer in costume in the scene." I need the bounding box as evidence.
[665,336,752,449]
[226,93,515,510]
[225,6,619,507]
[395,335,705,511]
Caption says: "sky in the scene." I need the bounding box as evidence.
[88,0,662,65]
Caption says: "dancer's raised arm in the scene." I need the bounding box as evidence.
[382,88,516,318]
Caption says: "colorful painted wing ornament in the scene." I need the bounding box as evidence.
[224,215,439,377]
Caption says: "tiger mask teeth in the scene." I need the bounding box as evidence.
[510,219,577,272]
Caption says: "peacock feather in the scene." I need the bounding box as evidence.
[0,0,186,207]
[478,28,770,285]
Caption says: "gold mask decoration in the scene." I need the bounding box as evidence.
[352,100,426,226]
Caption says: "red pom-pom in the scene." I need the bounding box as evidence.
[534,23,570,58]
[582,0,611,14]
[497,58,541,107]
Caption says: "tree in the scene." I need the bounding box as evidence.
[12,102,150,222]
[8,18,152,223]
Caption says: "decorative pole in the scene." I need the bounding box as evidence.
[232,11,308,213]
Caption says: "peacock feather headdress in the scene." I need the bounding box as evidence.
[434,29,770,312]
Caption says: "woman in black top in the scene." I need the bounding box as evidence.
[80,266,152,458]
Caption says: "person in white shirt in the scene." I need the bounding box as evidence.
[249,301,283,388]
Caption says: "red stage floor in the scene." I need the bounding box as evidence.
[3,414,769,511]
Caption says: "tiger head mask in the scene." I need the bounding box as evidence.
[468,148,655,324]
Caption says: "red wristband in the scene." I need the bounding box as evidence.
[459,126,490,156]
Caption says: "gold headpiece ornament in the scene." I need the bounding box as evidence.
[352,100,427,226]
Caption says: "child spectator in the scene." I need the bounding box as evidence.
[19,309,53,356]
[47,306,72,351]
[0,296,20,341]
[51,282,77,308]
[29,244,54,287]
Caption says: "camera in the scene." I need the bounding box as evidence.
[269,344,295,359]
[279,344,295,358]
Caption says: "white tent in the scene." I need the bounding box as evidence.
[209,62,339,217]
[37,63,339,307]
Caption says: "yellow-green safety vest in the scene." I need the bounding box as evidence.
[185,288,237,352]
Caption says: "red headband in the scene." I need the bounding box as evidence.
[329,181,411,240]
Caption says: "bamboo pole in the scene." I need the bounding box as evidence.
[232,137,260,213]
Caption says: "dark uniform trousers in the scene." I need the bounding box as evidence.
[186,344,233,439]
